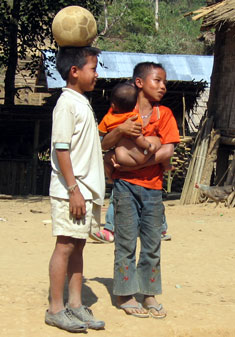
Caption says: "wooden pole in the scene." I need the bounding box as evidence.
[180,115,214,204]
[200,129,220,186]
[31,120,40,195]
[182,92,186,139]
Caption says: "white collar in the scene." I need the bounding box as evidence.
[62,87,89,104]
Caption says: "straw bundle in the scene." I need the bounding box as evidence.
[184,0,235,30]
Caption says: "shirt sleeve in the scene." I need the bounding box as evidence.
[55,143,70,150]
[98,115,108,134]
[158,107,180,144]
[52,99,75,146]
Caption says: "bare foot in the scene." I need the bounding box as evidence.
[111,158,121,169]
[117,296,149,317]
[143,295,167,318]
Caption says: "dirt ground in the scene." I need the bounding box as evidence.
[0,195,235,337]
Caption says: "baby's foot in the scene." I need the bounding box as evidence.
[111,158,120,168]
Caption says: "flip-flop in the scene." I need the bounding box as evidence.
[145,304,167,319]
[119,302,149,318]
[90,229,114,243]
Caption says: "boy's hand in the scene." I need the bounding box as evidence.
[101,115,142,151]
[119,115,142,137]
[69,189,86,219]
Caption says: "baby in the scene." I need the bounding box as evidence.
[99,82,171,181]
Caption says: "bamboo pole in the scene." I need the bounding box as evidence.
[180,141,200,204]
[180,117,205,204]
[193,118,213,202]
[182,92,186,139]
[180,116,214,204]
[31,120,40,195]
[200,129,220,185]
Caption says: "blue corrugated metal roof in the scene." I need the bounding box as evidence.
[43,50,214,89]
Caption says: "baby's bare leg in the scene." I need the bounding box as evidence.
[145,137,173,171]
[104,150,116,183]
[115,137,160,166]
[115,138,140,166]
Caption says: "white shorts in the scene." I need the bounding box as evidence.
[50,197,101,239]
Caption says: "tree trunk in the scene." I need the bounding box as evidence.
[155,0,159,32]
[103,0,108,34]
[4,0,20,105]
[207,23,235,132]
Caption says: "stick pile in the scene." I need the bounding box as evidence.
[180,115,214,204]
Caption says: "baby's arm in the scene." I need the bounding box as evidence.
[56,149,86,218]
[135,135,161,154]
[134,134,156,154]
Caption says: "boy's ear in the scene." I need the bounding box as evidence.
[135,77,143,89]
[70,65,80,78]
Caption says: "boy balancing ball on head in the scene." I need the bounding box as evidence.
[99,82,172,183]
[45,46,105,332]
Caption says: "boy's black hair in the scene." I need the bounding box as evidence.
[133,62,165,82]
[56,46,100,80]
[111,82,138,113]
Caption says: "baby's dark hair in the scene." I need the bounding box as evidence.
[56,46,100,80]
[111,82,138,113]
[133,62,165,82]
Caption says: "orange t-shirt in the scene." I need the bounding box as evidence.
[99,104,180,190]
[98,107,143,134]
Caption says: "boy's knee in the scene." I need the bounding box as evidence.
[75,239,86,253]
[55,236,76,256]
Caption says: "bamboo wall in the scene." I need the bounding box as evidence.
[0,160,51,196]
[163,137,194,194]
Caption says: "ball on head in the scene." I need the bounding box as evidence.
[52,6,97,47]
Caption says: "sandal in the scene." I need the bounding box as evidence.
[145,304,167,319]
[91,229,114,243]
[118,302,149,318]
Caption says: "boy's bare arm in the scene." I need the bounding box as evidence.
[101,115,142,151]
[114,143,174,171]
[56,149,86,218]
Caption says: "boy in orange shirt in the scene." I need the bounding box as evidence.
[101,62,180,318]
[99,82,171,182]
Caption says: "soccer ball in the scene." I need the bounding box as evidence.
[52,6,97,47]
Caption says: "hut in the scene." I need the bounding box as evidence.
[180,0,235,207]
[0,51,214,196]
[43,50,213,195]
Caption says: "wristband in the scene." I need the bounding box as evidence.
[68,183,78,194]
[144,143,152,155]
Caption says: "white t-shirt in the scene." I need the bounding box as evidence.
[49,88,105,205]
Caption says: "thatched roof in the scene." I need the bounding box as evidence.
[185,0,235,30]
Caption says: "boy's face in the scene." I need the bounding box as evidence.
[136,67,167,102]
[72,55,98,93]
